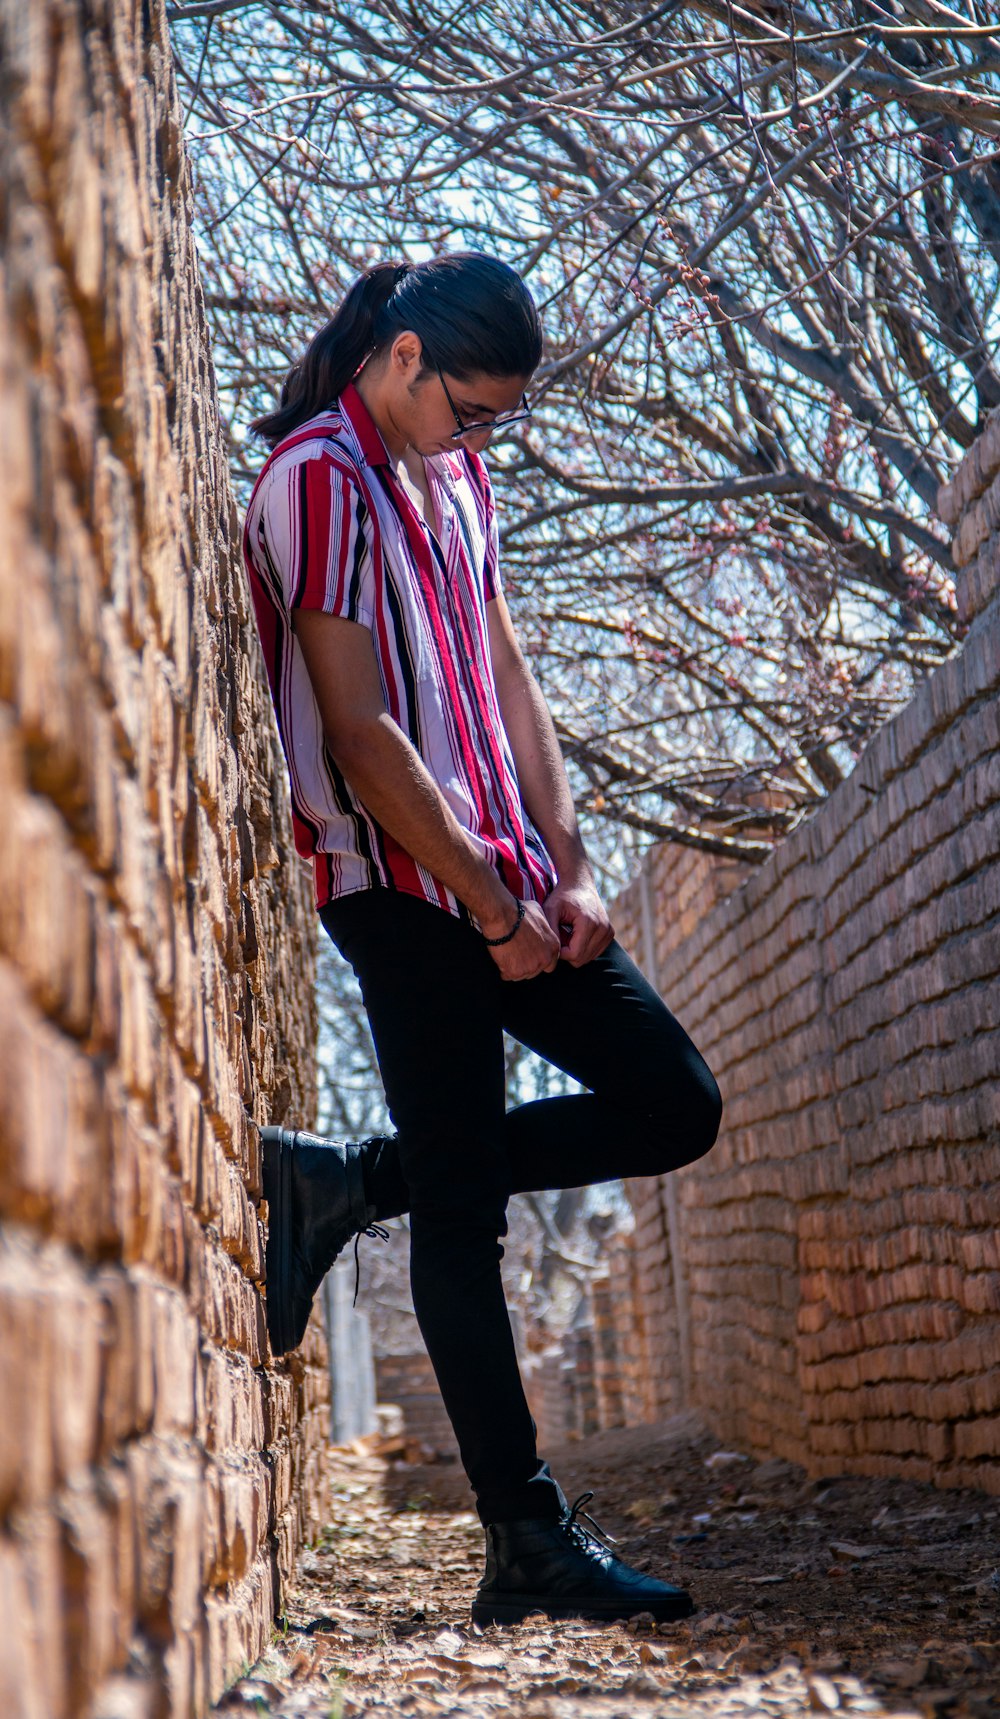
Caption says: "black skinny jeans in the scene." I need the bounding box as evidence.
[320,888,722,1527]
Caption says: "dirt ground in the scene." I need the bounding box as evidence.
[215,1414,1000,1718]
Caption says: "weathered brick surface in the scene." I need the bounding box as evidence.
[521,1235,656,1452]
[611,416,1000,1496]
[374,1353,459,1458]
[0,3,326,1713]
[522,1345,576,1449]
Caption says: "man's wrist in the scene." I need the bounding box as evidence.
[551,841,594,886]
[468,873,520,941]
[481,899,525,946]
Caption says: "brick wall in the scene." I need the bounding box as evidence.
[610,411,1000,1496]
[374,1353,460,1459]
[522,1241,644,1451]
[0,5,327,1714]
[523,1345,576,1449]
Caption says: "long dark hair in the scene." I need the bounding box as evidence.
[248,251,543,450]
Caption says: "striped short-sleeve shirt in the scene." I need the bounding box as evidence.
[241,381,557,920]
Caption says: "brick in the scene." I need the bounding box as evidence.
[960,1273,1000,1315]
[938,405,1000,526]
[0,1538,50,1719]
[953,1419,1000,1460]
[12,1508,69,1719]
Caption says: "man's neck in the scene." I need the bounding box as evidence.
[354,364,410,461]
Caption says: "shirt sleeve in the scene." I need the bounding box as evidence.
[258,456,375,625]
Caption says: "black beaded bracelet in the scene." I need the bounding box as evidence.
[481,898,525,946]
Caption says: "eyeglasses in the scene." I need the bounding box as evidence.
[429,354,532,440]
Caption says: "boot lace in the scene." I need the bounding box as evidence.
[564,1491,618,1553]
[352,1223,390,1307]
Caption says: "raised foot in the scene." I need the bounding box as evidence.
[260,1125,378,1358]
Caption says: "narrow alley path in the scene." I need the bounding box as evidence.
[215,1417,999,1719]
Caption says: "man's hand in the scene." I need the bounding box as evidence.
[483,899,561,981]
[543,870,614,968]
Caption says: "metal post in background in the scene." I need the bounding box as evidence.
[638,865,693,1409]
[323,1252,378,1442]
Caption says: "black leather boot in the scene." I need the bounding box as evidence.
[471,1490,695,1626]
[261,1127,388,1356]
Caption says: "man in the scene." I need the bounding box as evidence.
[242,252,722,1625]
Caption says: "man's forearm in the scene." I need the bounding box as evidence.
[333,713,518,933]
[497,665,592,880]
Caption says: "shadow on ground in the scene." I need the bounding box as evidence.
[215,1415,999,1718]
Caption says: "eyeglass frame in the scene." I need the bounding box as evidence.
[426,351,532,440]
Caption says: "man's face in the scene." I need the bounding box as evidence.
[390,332,530,456]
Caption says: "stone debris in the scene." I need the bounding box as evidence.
[213,1418,1000,1717]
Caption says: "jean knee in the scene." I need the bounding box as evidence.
[646,1061,722,1171]
[698,1067,723,1154]
[682,1061,722,1159]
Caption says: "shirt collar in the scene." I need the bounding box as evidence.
[337,380,391,468]
[336,382,467,495]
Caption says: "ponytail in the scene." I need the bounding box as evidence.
[248,262,410,450]
[248,252,542,451]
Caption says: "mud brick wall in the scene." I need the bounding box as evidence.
[523,1239,649,1452]
[523,1346,576,1450]
[374,1353,459,1459]
[612,410,1000,1497]
[590,1273,625,1432]
[0,4,327,1715]
[601,1226,656,1429]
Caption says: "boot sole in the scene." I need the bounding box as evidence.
[470,1590,695,1626]
[261,1126,294,1356]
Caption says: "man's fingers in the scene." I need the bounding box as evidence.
[561,919,614,967]
[560,916,595,964]
[496,899,610,975]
